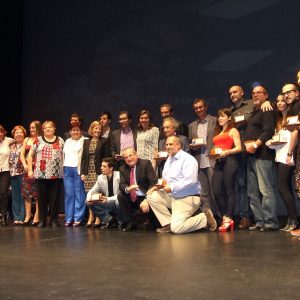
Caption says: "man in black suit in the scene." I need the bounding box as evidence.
[110,111,137,168]
[118,147,158,231]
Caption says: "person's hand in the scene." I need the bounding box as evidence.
[163,184,172,193]
[265,140,272,147]
[23,164,28,172]
[146,186,158,195]
[99,195,108,202]
[286,155,293,166]
[28,170,33,179]
[81,175,85,181]
[219,150,229,158]
[261,101,273,111]
[189,144,202,150]
[140,200,149,213]
[245,143,257,154]
[127,184,139,192]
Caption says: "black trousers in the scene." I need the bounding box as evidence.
[276,162,297,220]
[37,179,62,223]
[212,156,238,218]
[0,171,10,212]
[118,192,158,227]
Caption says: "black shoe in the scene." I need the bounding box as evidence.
[104,218,118,229]
[249,224,262,231]
[118,223,126,230]
[94,223,102,228]
[37,222,46,228]
[261,226,278,232]
[32,221,39,226]
[122,222,138,232]
[51,220,60,227]
[1,211,8,226]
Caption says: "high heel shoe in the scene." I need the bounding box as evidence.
[218,217,234,232]
[23,216,33,226]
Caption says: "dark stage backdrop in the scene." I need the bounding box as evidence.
[22,0,300,135]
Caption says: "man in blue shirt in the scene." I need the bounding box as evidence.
[141,136,217,234]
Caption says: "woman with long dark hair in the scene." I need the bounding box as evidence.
[212,108,241,232]
[20,120,42,225]
[267,95,298,231]
[136,109,159,169]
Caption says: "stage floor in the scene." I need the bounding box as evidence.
[0,225,300,300]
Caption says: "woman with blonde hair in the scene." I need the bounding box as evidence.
[20,120,42,225]
[81,121,111,227]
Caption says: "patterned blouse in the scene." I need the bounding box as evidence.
[9,143,24,176]
[31,136,64,179]
[136,127,159,161]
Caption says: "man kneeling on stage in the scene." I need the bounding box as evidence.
[86,157,120,229]
[140,136,217,234]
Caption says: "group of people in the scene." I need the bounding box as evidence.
[1,69,300,236]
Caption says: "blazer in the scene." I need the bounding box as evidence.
[119,158,157,195]
[188,114,216,168]
[110,127,137,157]
[80,137,111,176]
[86,171,120,201]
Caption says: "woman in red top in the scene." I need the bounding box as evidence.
[212,108,241,232]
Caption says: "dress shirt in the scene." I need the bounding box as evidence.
[120,128,134,152]
[163,150,201,199]
[126,166,145,197]
[196,118,210,168]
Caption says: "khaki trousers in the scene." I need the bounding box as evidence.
[147,190,207,234]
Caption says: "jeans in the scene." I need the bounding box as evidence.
[63,167,86,223]
[247,157,279,229]
[236,153,250,218]
[11,175,25,221]
[88,199,119,223]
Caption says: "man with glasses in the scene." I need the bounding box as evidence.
[281,83,300,116]
[244,85,278,231]
[118,147,157,231]
[110,111,137,169]
[228,85,272,229]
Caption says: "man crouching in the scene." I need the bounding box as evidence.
[141,136,217,234]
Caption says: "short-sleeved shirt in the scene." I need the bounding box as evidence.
[31,136,64,179]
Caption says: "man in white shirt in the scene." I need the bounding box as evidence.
[86,157,120,229]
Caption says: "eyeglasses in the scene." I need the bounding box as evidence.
[252,91,266,96]
[281,90,296,97]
